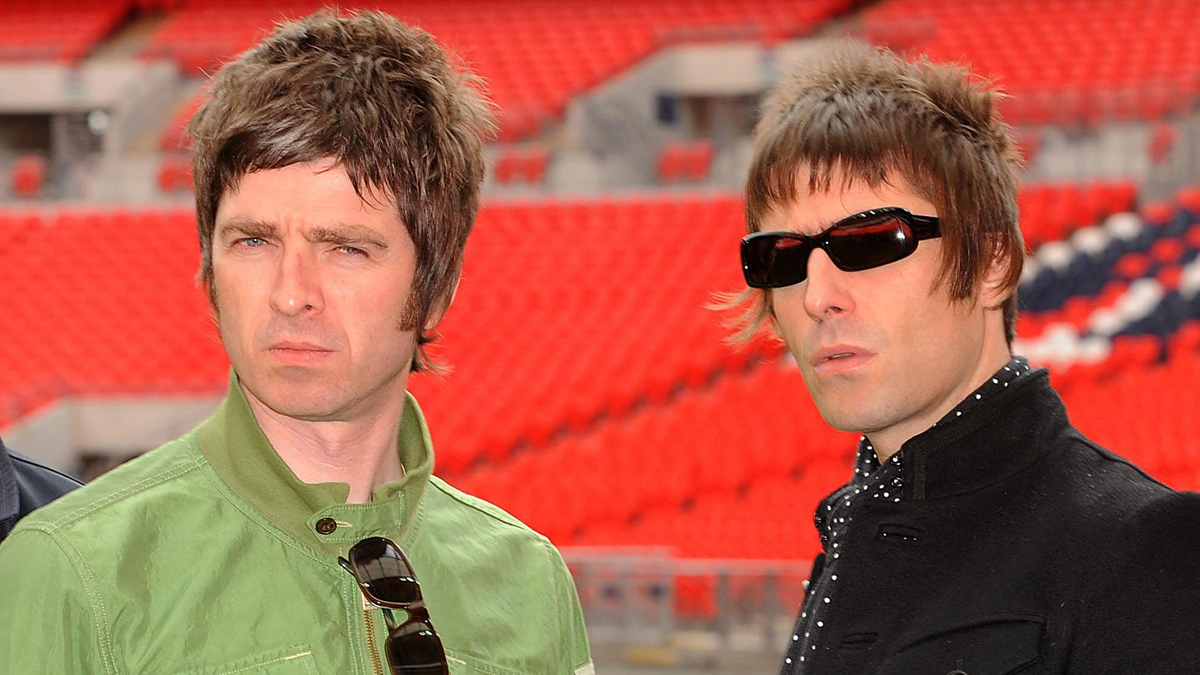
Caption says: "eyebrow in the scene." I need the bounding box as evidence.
[217,218,277,241]
[307,224,389,251]
[217,218,389,251]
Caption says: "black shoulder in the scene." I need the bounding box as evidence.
[1069,490,1200,673]
[10,451,84,517]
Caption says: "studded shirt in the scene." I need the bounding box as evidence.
[779,356,1033,674]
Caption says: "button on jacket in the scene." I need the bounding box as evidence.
[784,369,1200,675]
[0,375,593,675]
[0,436,82,541]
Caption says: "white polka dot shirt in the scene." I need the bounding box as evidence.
[779,356,1032,674]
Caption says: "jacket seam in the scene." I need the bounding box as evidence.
[1072,431,1170,488]
[45,459,200,531]
[427,478,537,534]
[544,538,567,672]
[20,526,120,675]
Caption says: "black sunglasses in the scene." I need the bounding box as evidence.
[339,537,448,675]
[741,207,941,289]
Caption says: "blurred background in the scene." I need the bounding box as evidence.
[2,0,1199,672]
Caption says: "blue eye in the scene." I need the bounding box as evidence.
[240,237,267,247]
[337,246,368,256]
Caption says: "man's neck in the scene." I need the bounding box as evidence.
[868,345,1014,463]
[241,384,407,504]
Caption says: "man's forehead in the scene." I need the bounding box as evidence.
[762,172,933,235]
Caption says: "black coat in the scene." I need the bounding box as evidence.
[794,370,1200,675]
[0,435,82,542]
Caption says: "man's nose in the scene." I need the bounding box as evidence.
[270,248,324,316]
[802,249,854,322]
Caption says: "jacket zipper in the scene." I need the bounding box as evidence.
[364,607,385,675]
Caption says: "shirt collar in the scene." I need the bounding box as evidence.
[899,365,1065,500]
[195,372,435,557]
[0,436,18,525]
[851,356,1041,497]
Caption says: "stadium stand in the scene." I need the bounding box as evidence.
[147,0,857,145]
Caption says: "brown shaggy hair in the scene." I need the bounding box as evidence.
[189,9,495,372]
[725,41,1025,345]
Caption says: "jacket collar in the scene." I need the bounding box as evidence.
[195,372,435,557]
[0,436,17,526]
[899,368,1068,501]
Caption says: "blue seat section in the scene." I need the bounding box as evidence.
[1020,208,1200,316]
[1116,291,1197,342]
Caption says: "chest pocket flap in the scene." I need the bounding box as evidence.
[880,613,1044,675]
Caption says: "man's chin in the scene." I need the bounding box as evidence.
[242,378,347,422]
[811,396,884,435]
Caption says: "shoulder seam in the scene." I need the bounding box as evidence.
[1067,431,1171,489]
[544,536,567,671]
[43,454,204,532]
[427,477,550,540]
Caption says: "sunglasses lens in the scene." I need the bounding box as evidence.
[742,234,811,288]
[386,621,448,675]
[348,537,422,606]
[826,215,914,271]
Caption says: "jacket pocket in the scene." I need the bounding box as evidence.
[175,645,321,675]
[879,613,1044,675]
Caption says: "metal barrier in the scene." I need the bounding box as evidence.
[562,547,811,656]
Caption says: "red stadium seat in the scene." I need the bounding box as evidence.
[11,156,46,199]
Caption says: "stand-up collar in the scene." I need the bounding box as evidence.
[0,437,18,527]
[195,372,435,557]
[900,368,1068,501]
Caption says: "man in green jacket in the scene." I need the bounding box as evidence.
[0,10,592,675]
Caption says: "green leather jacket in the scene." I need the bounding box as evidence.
[0,376,592,674]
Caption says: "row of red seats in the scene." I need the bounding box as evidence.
[408,195,778,471]
[863,0,1200,125]
[451,363,858,542]
[0,207,228,430]
[0,1,131,63]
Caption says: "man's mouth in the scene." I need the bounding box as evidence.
[811,345,873,374]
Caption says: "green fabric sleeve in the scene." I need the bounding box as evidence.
[0,527,112,674]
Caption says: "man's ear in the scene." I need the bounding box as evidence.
[424,277,461,332]
[980,257,1013,311]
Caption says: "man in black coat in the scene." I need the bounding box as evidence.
[727,42,1200,674]
[0,435,82,542]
